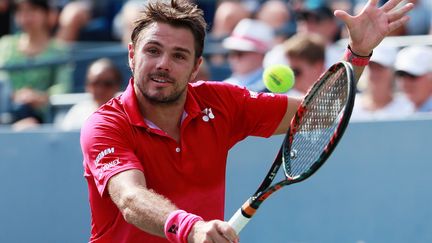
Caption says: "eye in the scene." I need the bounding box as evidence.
[146,47,160,56]
[173,53,186,60]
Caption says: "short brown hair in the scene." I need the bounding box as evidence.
[284,33,325,64]
[131,0,207,60]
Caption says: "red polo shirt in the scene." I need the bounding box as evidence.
[80,79,287,243]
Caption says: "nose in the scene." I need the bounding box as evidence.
[156,53,171,71]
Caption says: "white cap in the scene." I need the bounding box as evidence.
[370,42,398,68]
[394,45,432,76]
[222,18,274,53]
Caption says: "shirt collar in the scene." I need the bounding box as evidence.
[120,78,202,127]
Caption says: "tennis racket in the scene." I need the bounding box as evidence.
[228,61,356,234]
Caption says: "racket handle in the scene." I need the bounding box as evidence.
[228,208,250,234]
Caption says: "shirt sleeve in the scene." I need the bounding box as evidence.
[80,109,143,196]
[235,88,287,138]
[209,82,288,147]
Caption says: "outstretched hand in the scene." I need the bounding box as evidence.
[334,0,414,56]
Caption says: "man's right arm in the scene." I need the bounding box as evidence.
[107,169,239,242]
[108,169,176,238]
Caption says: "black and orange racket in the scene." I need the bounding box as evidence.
[228,61,356,234]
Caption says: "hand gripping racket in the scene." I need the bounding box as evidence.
[228,61,356,234]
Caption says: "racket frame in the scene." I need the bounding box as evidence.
[228,61,356,234]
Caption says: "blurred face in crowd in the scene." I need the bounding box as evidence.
[228,51,265,75]
[14,2,49,33]
[366,62,395,93]
[86,68,121,107]
[397,72,432,108]
[296,14,338,44]
[129,22,202,104]
[287,56,324,93]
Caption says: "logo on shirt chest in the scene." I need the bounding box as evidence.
[201,108,215,122]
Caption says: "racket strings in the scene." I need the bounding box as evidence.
[284,68,348,178]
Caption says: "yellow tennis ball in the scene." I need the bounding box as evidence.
[263,64,295,93]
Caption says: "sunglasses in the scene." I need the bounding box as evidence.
[395,71,420,80]
[228,51,253,58]
[88,80,118,88]
[291,67,302,77]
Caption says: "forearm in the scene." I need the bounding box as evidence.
[113,186,177,237]
[108,170,238,242]
[352,65,366,83]
[108,169,177,238]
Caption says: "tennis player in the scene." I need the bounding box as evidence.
[80,0,413,242]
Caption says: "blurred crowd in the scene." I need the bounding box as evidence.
[0,0,431,131]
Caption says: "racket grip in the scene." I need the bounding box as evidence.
[228,208,250,234]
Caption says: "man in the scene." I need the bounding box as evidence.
[283,33,326,97]
[80,0,413,242]
[61,58,123,130]
[395,45,432,112]
[352,42,414,120]
[295,4,344,68]
[222,18,274,92]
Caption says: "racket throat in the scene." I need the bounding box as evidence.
[240,200,257,218]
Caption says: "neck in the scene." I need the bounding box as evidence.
[22,30,50,43]
[364,91,393,110]
[137,93,187,142]
[19,32,51,56]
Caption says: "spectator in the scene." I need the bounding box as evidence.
[210,1,251,40]
[61,58,122,130]
[295,4,344,67]
[222,18,274,92]
[352,42,414,120]
[112,0,147,46]
[283,33,326,97]
[256,0,294,44]
[395,45,432,112]
[0,0,72,129]
[55,1,91,42]
[56,0,125,43]
[206,1,252,68]
[256,0,290,30]
[0,0,12,37]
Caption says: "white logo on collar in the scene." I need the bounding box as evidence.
[249,90,259,99]
[202,108,215,122]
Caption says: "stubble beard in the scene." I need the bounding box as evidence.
[136,73,190,105]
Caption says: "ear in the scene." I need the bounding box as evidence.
[190,57,203,82]
[128,42,135,72]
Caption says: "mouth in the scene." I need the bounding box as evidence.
[149,73,174,84]
[151,77,168,83]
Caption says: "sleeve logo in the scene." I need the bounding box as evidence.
[95,147,115,165]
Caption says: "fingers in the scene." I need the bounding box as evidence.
[380,0,404,12]
[333,10,352,26]
[190,220,239,243]
[382,1,414,34]
[388,15,410,33]
[216,222,239,243]
[386,3,414,23]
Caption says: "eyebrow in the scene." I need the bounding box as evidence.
[145,41,192,55]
